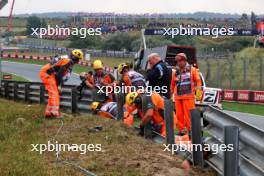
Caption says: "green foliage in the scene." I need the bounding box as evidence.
[235,47,264,59]
[26,16,42,35]
[208,37,254,52]
[68,34,102,49]
[101,32,137,51]
[170,35,195,46]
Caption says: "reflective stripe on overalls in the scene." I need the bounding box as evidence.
[176,66,192,96]
[128,71,145,87]
[100,102,118,119]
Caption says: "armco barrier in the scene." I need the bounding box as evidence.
[0,80,93,113]
[203,106,264,176]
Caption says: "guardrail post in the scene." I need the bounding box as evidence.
[116,92,124,120]
[224,126,239,176]
[39,85,45,104]
[190,109,204,167]
[13,82,18,100]
[0,82,2,96]
[71,87,78,113]
[24,83,30,102]
[4,81,9,98]
[142,94,152,139]
[164,99,175,146]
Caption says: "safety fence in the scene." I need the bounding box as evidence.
[199,57,264,91]
[0,80,263,176]
[0,53,114,73]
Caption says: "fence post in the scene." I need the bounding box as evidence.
[142,95,152,139]
[205,58,211,84]
[39,85,45,104]
[229,59,233,89]
[116,92,124,120]
[243,58,247,89]
[0,82,2,96]
[13,82,18,100]
[164,99,175,146]
[216,59,220,88]
[259,58,263,90]
[4,81,9,98]
[24,83,30,102]
[224,126,239,176]
[71,87,78,113]
[190,109,204,167]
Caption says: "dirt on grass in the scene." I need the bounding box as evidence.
[0,98,212,176]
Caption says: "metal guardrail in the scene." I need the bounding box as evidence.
[202,106,264,176]
[1,80,263,176]
[0,80,93,113]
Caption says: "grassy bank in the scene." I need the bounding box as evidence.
[0,98,208,176]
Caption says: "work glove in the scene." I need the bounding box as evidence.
[195,88,203,101]
[58,86,62,93]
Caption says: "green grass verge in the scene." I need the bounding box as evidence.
[1,72,29,82]
[223,101,264,116]
[0,98,208,176]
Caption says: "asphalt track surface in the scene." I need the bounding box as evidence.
[1,61,81,85]
[2,61,264,128]
[224,110,264,131]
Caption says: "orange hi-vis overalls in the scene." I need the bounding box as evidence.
[144,92,177,137]
[93,72,114,88]
[98,102,133,126]
[93,72,115,102]
[175,134,192,146]
[171,65,202,132]
[39,57,73,117]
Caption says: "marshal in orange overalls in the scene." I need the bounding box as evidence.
[39,57,73,118]
[141,92,177,137]
[91,101,134,126]
[171,64,202,133]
